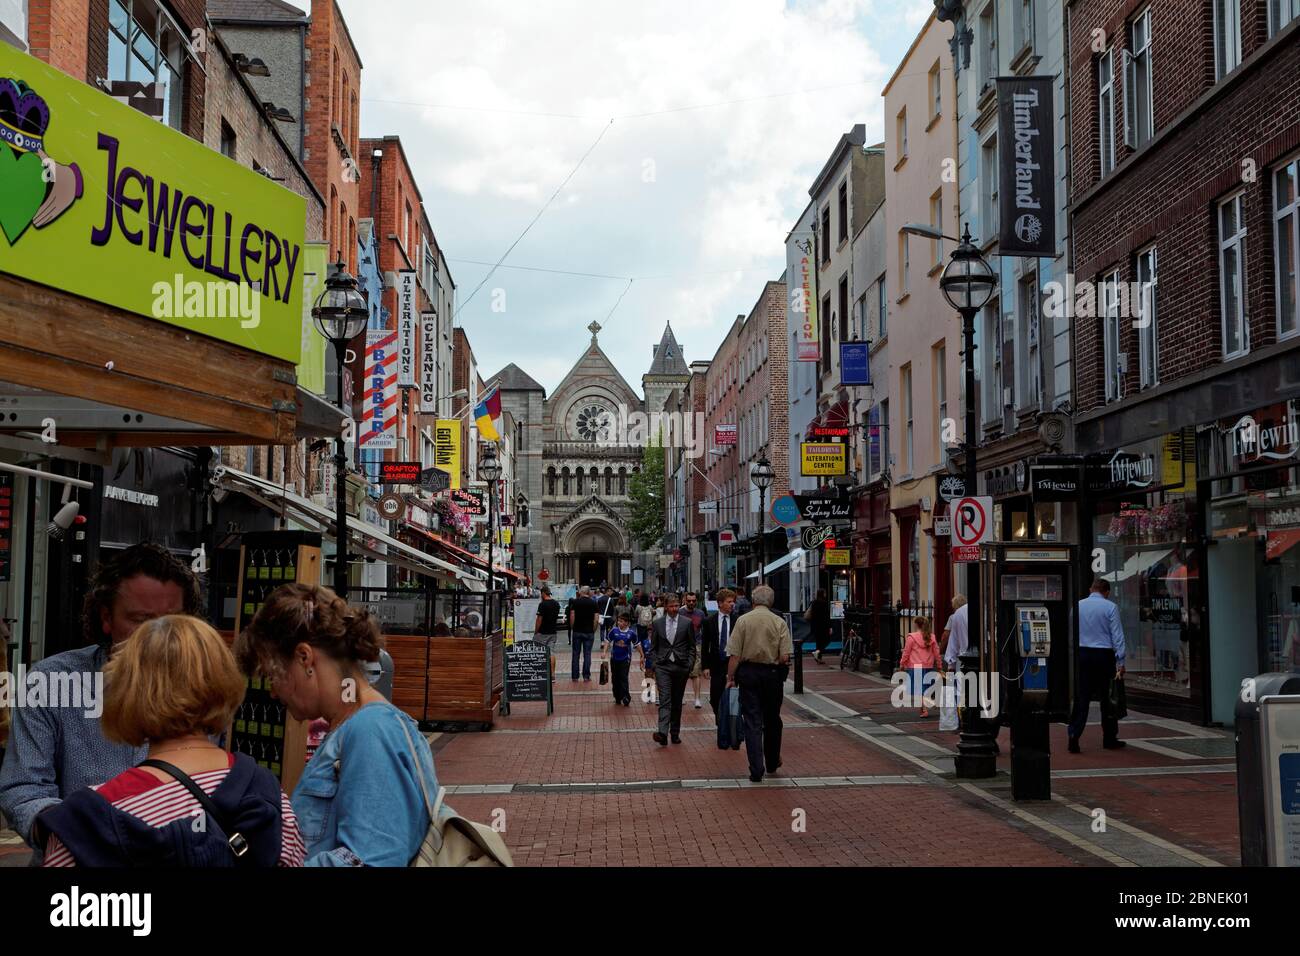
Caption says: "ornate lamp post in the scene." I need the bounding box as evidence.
[478,441,502,633]
[750,455,775,583]
[312,261,368,600]
[938,223,998,779]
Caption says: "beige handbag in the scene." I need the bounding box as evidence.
[398,717,514,868]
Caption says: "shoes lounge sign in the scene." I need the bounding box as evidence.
[0,43,306,363]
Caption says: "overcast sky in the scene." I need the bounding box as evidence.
[288,0,934,394]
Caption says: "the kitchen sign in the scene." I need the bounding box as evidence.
[0,43,307,362]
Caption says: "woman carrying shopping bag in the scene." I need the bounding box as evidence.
[899,616,942,718]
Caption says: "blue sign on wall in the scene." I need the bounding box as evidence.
[841,341,870,386]
[770,494,802,527]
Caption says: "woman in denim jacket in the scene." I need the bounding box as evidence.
[237,584,436,866]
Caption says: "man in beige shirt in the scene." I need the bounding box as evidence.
[725,585,793,782]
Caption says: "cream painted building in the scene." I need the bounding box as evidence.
[882,10,963,628]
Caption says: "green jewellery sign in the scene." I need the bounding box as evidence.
[0,43,306,363]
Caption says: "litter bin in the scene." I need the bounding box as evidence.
[1235,671,1300,866]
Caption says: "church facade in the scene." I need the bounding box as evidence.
[496,321,688,591]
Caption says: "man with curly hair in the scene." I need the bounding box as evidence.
[0,543,200,860]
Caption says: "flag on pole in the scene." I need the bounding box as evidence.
[474,385,502,441]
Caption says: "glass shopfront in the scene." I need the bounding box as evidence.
[1087,430,1204,717]
[1202,399,1300,723]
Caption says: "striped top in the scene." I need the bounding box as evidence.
[43,754,305,867]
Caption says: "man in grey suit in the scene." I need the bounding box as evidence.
[650,592,696,746]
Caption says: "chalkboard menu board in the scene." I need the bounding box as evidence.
[505,640,553,709]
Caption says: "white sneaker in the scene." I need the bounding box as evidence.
[694,698,702,709]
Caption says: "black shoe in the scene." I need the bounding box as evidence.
[1068,737,1081,754]
[1103,739,1126,750]
[671,735,682,744]
[749,773,763,783]
[766,761,782,774]
[652,732,668,746]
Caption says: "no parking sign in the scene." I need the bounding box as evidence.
[951,496,992,562]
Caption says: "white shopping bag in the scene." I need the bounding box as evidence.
[938,675,959,731]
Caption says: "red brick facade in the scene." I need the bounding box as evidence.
[305,0,361,272]
[1070,1,1300,416]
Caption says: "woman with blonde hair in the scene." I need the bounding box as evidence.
[40,615,303,866]
[899,615,942,718]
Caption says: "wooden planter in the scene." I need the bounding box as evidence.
[387,634,503,729]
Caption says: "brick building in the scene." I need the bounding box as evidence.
[702,315,742,586]
[664,360,709,590]
[1068,0,1300,723]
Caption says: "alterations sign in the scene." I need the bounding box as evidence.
[801,442,847,476]
[397,271,416,387]
[996,75,1055,258]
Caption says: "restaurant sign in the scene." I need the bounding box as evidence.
[0,43,307,362]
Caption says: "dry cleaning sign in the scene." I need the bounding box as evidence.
[997,75,1055,258]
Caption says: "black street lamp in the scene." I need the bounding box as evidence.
[938,223,998,779]
[312,260,368,600]
[750,455,775,583]
[478,441,502,633]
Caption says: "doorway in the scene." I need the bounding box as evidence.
[579,552,606,588]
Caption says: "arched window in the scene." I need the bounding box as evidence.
[590,467,599,489]
[604,467,614,496]
[562,467,570,496]
[618,467,627,495]
[547,467,557,496]
[576,468,584,495]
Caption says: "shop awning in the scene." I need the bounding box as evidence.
[406,525,527,583]
[212,465,480,583]
[745,548,807,580]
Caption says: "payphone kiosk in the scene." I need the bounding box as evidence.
[979,544,1076,801]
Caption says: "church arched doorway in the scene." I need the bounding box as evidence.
[564,520,624,589]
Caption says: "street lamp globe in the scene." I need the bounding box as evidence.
[750,456,775,491]
[939,225,997,314]
[478,442,502,483]
[312,262,369,343]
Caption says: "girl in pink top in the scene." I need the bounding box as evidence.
[899,616,942,717]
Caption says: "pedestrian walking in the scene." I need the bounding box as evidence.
[725,585,792,782]
[733,586,752,616]
[805,588,831,663]
[598,587,618,649]
[900,616,942,718]
[603,612,638,706]
[1068,579,1127,753]
[40,615,304,867]
[0,543,200,862]
[683,591,706,709]
[940,594,969,710]
[534,585,561,650]
[568,585,600,682]
[235,584,439,866]
[649,593,696,746]
[700,588,738,721]
[636,594,655,645]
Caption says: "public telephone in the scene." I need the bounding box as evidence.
[1015,605,1051,701]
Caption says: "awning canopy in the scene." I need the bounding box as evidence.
[745,548,807,580]
[212,465,480,583]
[406,524,528,583]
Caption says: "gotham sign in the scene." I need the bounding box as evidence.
[997,76,1055,258]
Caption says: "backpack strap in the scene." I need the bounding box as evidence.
[138,759,251,863]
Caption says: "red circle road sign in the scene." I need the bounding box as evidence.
[952,496,991,547]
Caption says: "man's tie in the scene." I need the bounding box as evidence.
[720,615,729,656]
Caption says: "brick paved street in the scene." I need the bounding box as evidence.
[433,649,1242,867]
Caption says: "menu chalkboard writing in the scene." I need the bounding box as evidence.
[505,640,552,705]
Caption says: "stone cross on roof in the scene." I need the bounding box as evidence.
[588,320,601,343]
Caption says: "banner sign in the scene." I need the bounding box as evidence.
[807,425,850,439]
[0,43,307,361]
[451,487,487,518]
[378,461,421,484]
[397,271,416,387]
[800,443,847,476]
[715,423,737,446]
[419,467,450,494]
[796,238,819,361]
[800,525,837,551]
[824,548,850,567]
[794,494,852,521]
[997,75,1056,258]
[359,329,398,449]
[840,341,870,386]
[433,419,461,490]
[420,311,438,410]
[770,494,802,527]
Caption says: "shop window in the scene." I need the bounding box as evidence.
[1275,156,1300,339]
[108,0,187,131]
[1219,192,1249,359]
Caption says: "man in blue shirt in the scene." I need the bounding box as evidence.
[1069,578,1127,753]
[0,543,199,861]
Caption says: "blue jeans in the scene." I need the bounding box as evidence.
[571,633,594,680]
